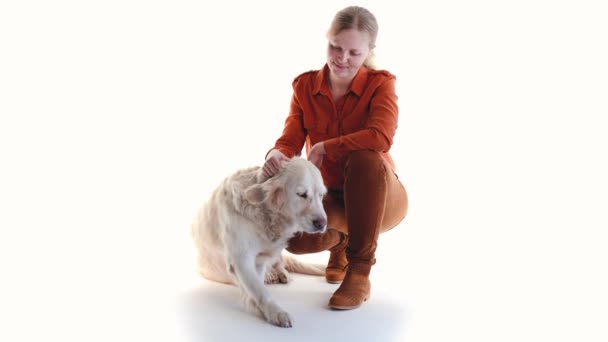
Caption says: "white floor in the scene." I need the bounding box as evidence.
[176,267,409,342]
[3,199,606,342]
[172,211,608,342]
[176,232,416,341]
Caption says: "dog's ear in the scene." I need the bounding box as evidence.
[244,184,267,204]
[244,180,285,209]
[266,181,285,210]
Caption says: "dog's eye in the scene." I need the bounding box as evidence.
[297,192,308,199]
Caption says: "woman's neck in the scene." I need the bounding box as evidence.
[329,74,353,93]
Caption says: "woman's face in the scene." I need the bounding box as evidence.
[326,28,371,83]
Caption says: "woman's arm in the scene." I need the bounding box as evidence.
[263,82,308,177]
[272,91,307,158]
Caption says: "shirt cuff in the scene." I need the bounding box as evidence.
[266,147,298,160]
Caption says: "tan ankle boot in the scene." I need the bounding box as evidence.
[328,261,373,310]
[325,236,348,283]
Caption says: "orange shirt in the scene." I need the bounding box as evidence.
[272,64,399,190]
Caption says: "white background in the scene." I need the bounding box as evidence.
[1,0,607,341]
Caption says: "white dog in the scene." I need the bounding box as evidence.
[191,157,328,327]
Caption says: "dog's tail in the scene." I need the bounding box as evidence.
[282,253,325,276]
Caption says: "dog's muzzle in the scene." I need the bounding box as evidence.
[312,218,327,232]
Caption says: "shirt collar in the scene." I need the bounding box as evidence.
[313,64,369,97]
[350,66,368,96]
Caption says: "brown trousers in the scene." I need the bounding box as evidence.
[287,150,408,263]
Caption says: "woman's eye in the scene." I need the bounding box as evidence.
[297,193,308,199]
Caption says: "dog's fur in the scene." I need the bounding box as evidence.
[191,157,328,327]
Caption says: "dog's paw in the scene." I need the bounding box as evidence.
[277,269,289,284]
[264,269,279,284]
[266,310,293,328]
[264,266,290,284]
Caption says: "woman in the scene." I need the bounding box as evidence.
[263,6,408,310]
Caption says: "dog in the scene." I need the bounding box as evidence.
[191,157,328,327]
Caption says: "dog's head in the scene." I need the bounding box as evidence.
[244,157,327,233]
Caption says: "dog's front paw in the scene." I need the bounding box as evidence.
[266,310,293,328]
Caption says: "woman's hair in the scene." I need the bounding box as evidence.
[327,6,379,69]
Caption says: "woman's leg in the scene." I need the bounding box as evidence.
[285,151,408,287]
[329,150,408,310]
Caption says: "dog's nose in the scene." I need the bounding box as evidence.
[312,218,326,230]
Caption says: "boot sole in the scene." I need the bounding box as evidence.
[328,294,370,310]
[325,268,347,284]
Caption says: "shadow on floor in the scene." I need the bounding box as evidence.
[176,275,407,342]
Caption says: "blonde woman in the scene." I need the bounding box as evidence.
[263,6,408,310]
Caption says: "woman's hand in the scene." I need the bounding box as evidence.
[263,149,289,178]
[308,142,326,168]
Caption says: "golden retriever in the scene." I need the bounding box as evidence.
[191,157,328,327]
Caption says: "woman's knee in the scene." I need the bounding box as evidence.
[344,150,387,179]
